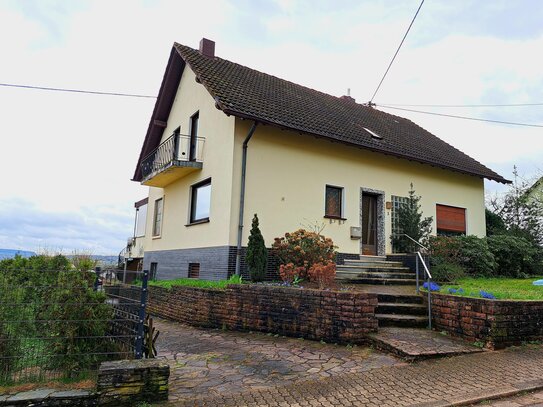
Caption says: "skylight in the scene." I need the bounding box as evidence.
[364,127,382,140]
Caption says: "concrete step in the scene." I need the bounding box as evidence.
[337,264,412,272]
[377,294,424,304]
[336,271,416,280]
[343,260,406,268]
[359,255,387,262]
[339,277,417,285]
[376,302,428,316]
[376,314,429,328]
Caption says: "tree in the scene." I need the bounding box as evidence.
[246,214,268,281]
[489,167,543,246]
[485,208,506,236]
[391,184,433,253]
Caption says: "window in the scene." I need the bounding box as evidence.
[325,185,343,218]
[189,112,199,161]
[436,204,466,236]
[391,195,409,253]
[190,179,211,223]
[152,198,163,236]
[188,263,200,279]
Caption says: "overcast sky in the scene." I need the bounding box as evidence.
[1,0,542,254]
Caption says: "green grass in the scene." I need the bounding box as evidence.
[440,276,543,300]
[148,274,243,289]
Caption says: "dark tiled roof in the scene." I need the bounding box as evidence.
[147,43,509,183]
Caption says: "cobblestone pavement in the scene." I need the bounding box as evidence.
[472,389,543,406]
[369,327,484,360]
[154,318,403,403]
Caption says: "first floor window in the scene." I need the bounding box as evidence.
[153,198,163,236]
[325,185,343,218]
[190,179,211,223]
[436,204,466,236]
[391,195,409,253]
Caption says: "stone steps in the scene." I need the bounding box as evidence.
[336,270,415,280]
[376,314,429,328]
[342,277,418,285]
[343,260,405,268]
[377,302,428,316]
[377,294,424,304]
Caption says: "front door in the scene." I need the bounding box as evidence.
[362,194,378,255]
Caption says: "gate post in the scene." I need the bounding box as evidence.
[135,269,149,359]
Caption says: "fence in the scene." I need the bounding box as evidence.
[0,268,149,386]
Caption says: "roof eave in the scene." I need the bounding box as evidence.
[223,108,512,185]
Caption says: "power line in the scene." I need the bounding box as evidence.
[0,82,157,99]
[369,0,425,104]
[378,104,543,128]
[378,102,543,108]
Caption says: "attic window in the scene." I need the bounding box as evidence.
[364,127,382,140]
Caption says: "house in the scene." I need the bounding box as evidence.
[132,38,510,281]
[526,176,543,204]
[119,198,147,279]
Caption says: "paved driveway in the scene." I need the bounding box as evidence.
[154,318,402,403]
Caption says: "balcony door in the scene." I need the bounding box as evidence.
[362,194,378,255]
[189,112,199,161]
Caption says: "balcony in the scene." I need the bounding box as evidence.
[140,133,205,187]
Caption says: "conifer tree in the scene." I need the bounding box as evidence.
[246,214,267,281]
[391,184,433,252]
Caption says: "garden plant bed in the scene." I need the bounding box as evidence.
[440,277,543,300]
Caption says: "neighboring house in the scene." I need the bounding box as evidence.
[526,176,543,204]
[120,198,148,275]
[132,38,510,281]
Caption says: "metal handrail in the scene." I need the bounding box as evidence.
[398,233,428,251]
[415,250,433,330]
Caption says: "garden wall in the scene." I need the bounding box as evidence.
[147,284,378,343]
[430,293,543,349]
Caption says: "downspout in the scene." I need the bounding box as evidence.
[235,121,258,276]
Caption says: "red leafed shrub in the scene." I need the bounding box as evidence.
[279,263,306,284]
[308,261,336,289]
[272,229,337,281]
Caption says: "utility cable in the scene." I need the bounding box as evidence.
[0,82,157,98]
[369,0,425,104]
[378,104,543,128]
[377,102,543,108]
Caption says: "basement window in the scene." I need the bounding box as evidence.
[188,263,200,279]
[364,127,382,140]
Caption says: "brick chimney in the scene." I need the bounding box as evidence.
[199,38,215,58]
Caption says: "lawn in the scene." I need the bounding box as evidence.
[440,277,543,300]
[148,274,242,289]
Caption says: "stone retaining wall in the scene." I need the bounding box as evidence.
[147,284,378,343]
[430,293,543,349]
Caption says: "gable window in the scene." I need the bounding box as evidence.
[325,185,344,219]
[436,204,466,236]
[190,178,211,224]
[189,111,199,161]
[152,198,163,237]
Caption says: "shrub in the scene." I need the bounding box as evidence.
[429,235,496,277]
[279,263,305,284]
[246,214,268,282]
[430,262,465,283]
[457,235,496,276]
[308,262,336,289]
[272,229,336,280]
[422,281,441,291]
[487,235,542,277]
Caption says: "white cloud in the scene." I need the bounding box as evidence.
[0,0,541,252]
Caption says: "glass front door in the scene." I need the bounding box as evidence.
[362,194,377,255]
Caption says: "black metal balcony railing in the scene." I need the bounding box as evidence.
[141,133,204,181]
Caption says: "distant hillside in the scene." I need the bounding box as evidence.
[0,249,37,260]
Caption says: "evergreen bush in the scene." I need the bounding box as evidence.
[246,214,268,282]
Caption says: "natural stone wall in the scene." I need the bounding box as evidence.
[430,293,543,349]
[97,359,169,406]
[147,284,378,343]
